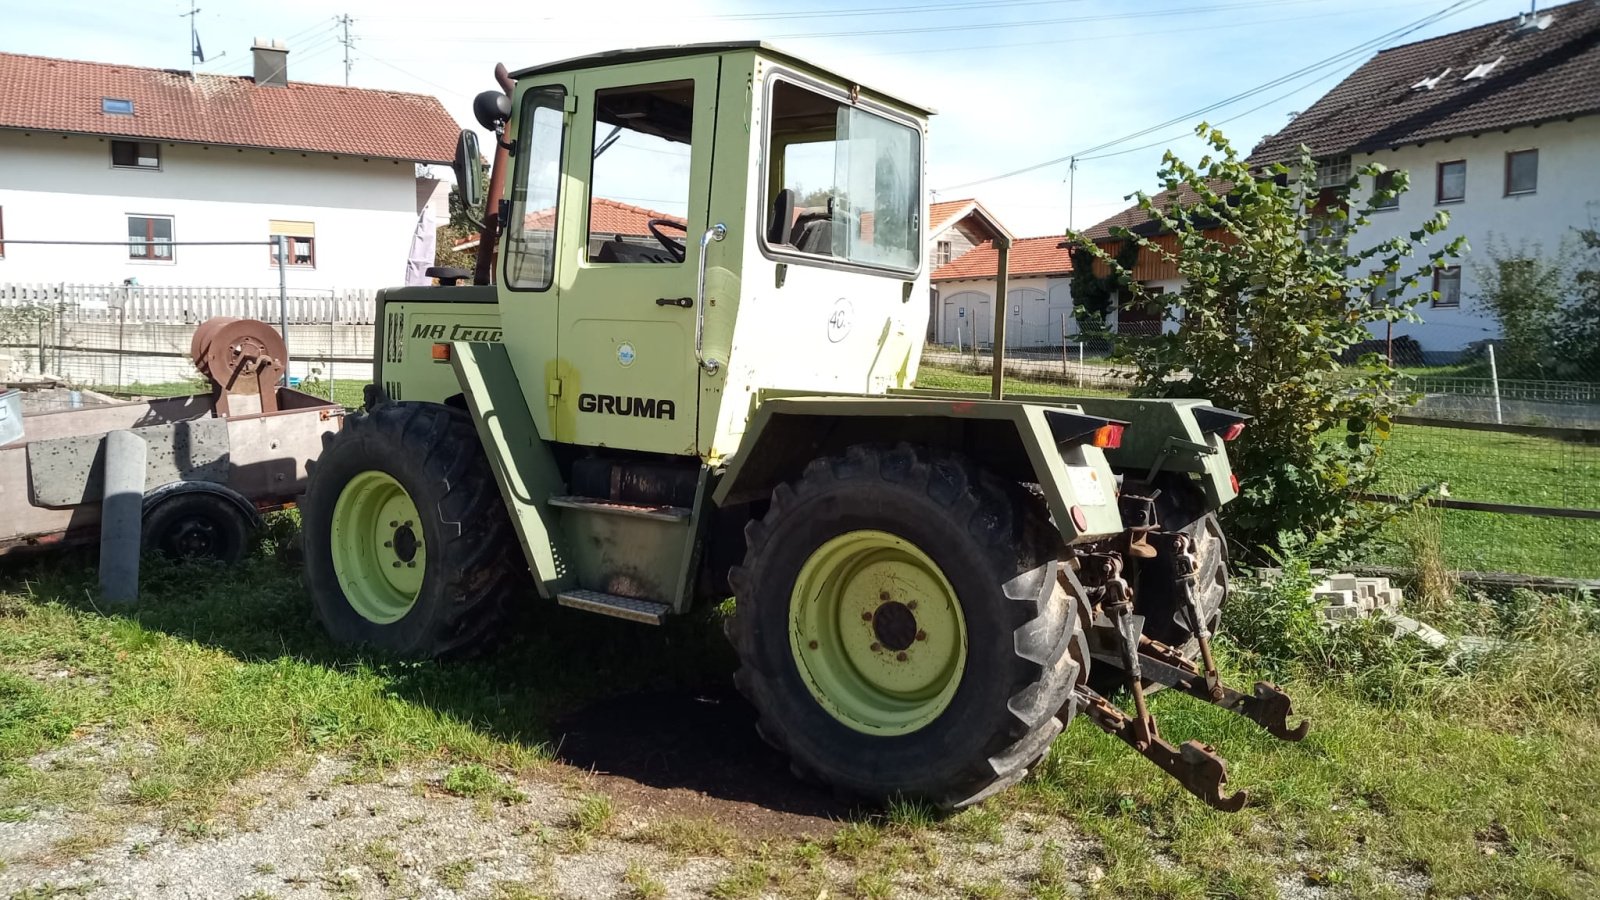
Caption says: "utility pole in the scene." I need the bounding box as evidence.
[337,14,355,86]
[1067,156,1078,230]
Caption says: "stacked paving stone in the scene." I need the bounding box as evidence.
[1313,573,1404,621]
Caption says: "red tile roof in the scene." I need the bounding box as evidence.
[931,235,1074,281]
[1249,0,1600,163]
[452,198,685,250]
[929,197,1012,240]
[1078,180,1235,242]
[0,51,458,163]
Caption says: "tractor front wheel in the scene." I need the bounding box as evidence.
[302,401,524,658]
[729,444,1088,808]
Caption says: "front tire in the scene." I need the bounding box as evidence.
[302,401,524,657]
[729,444,1088,808]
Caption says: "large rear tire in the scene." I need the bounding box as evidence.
[728,444,1088,808]
[302,401,524,658]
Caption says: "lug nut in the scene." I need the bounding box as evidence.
[879,591,890,601]
[384,540,392,548]
[407,562,416,568]
[861,611,873,621]
[907,600,918,611]
[916,630,927,641]
[808,640,819,650]
[896,651,908,661]
[392,561,401,568]
[870,642,882,652]
[389,521,398,528]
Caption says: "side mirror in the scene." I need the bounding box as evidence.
[452,130,483,212]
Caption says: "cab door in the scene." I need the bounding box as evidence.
[555,57,720,454]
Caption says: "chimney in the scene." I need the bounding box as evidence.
[252,38,289,87]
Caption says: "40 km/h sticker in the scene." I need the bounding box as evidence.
[827,299,854,343]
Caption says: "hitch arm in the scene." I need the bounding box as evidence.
[1138,638,1310,742]
[1075,686,1247,812]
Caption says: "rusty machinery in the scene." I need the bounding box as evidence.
[190,317,287,415]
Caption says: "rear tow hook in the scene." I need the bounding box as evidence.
[1137,637,1311,742]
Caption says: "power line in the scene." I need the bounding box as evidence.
[936,0,1489,192]
[349,49,475,101]
[358,0,1340,45]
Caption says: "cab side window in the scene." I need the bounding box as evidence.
[505,86,567,291]
[587,80,694,264]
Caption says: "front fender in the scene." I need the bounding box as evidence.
[712,395,1124,543]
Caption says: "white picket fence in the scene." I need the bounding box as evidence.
[0,283,378,325]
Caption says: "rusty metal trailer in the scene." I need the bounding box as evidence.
[0,318,341,563]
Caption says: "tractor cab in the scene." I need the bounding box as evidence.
[463,42,931,461]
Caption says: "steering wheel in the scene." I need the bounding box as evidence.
[647,218,688,263]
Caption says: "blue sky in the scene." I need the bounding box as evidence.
[0,0,1538,235]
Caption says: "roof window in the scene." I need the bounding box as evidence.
[1411,68,1451,91]
[1464,56,1504,80]
[101,98,134,115]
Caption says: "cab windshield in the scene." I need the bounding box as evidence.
[764,78,921,273]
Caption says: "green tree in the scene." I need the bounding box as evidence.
[435,160,491,273]
[1555,223,1600,381]
[1470,237,1572,378]
[1068,125,1464,559]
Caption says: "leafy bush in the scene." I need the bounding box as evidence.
[1473,225,1600,382]
[1069,125,1464,560]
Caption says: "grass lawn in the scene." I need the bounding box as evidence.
[90,377,366,410]
[0,538,1597,898]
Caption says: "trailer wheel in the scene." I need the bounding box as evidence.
[142,489,256,563]
[302,401,523,658]
[728,444,1088,808]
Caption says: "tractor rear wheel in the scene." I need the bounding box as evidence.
[729,444,1088,808]
[302,401,524,658]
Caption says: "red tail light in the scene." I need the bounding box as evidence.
[1092,423,1125,450]
[1222,421,1246,441]
[1230,473,1241,494]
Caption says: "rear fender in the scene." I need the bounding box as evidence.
[712,396,1125,543]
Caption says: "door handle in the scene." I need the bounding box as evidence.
[695,224,727,374]
[655,296,693,308]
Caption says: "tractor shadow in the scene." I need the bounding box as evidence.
[551,682,855,830]
[0,547,854,832]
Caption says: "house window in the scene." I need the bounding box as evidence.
[936,240,953,266]
[1436,160,1466,203]
[127,215,174,261]
[112,140,161,169]
[1315,154,1351,188]
[1372,170,1400,210]
[1432,266,1461,307]
[1505,149,1538,195]
[101,98,134,115]
[269,220,315,267]
[1368,268,1399,303]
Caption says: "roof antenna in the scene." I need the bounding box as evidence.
[180,0,205,65]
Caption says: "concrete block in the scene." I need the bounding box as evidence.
[1327,574,1360,593]
[1321,604,1362,621]
[1381,612,1451,651]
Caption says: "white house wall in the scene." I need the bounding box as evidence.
[1349,115,1600,356]
[0,130,423,292]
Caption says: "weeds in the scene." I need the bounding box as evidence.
[622,861,666,899]
[441,764,525,805]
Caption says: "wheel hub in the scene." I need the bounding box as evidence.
[789,530,968,735]
[171,517,217,556]
[870,600,918,652]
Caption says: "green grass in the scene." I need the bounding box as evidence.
[0,541,1597,896]
[86,377,365,410]
[913,364,1132,399]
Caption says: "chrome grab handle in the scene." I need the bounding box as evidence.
[695,223,727,374]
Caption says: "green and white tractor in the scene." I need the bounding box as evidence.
[302,42,1306,811]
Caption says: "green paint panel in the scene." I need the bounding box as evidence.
[449,341,574,598]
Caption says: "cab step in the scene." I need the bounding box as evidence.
[547,495,691,523]
[556,589,672,625]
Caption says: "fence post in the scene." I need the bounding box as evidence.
[276,235,290,384]
[1488,342,1503,425]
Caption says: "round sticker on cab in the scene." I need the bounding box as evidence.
[617,342,636,367]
